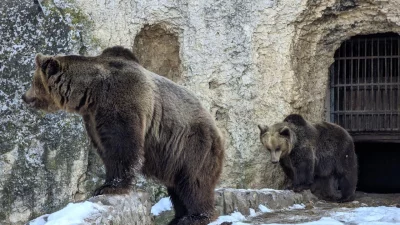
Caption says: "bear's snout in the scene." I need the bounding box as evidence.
[22,93,35,105]
[271,160,279,164]
[22,94,27,102]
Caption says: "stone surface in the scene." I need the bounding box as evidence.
[215,188,317,216]
[0,0,103,224]
[152,188,318,225]
[27,191,153,225]
[1,0,400,224]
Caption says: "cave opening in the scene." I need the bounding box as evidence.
[355,141,400,193]
[133,24,182,83]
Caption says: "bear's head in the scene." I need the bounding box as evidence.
[258,123,295,164]
[22,54,61,112]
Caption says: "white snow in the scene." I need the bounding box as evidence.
[249,208,257,217]
[208,212,247,225]
[151,197,173,216]
[331,206,400,225]
[208,206,400,225]
[266,217,344,225]
[28,201,107,225]
[216,188,284,193]
[288,203,306,210]
[259,204,273,213]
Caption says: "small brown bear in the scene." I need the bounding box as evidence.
[258,114,357,203]
[22,46,225,225]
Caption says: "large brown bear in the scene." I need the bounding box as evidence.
[258,114,357,203]
[22,46,225,225]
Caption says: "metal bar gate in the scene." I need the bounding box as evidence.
[330,33,400,141]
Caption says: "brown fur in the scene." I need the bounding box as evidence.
[22,46,225,225]
[258,114,357,203]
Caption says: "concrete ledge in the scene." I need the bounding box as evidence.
[215,188,317,216]
[28,188,317,225]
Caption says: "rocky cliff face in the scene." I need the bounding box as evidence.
[1,0,400,224]
[0,0,103,224]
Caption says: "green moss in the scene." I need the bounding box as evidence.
[45,157,58,170]
[153,186,168,202]
[154,210,175,225]
[14,37,21,44]
[66,9,86,25]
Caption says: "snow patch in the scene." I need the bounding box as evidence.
[210,206,400,225]
[249,208,257,217]
[208,212,246,225]
[288,203,306,210]
[266,217,344,225]
[151,197,173,216]
[259,204,273,213]
[28,201,107,225]
[331,206,400,224]
[216,188,284,193]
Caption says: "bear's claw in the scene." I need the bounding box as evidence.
[93,181,132,196]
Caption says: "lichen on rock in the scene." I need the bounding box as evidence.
[0,0,102,224]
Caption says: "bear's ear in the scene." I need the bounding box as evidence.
[36,54,60,78]
[279,126,291,137]
[284,114,307,126]
[101,46,139,62]
[258,124,269,134]
[35,53,44,68]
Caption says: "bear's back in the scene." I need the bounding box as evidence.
[148,70,211,125]
[312,121,354,162]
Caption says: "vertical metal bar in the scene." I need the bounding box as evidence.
[376,38,380,131]
[344,40,347,129]
[357,39,361,132]
[386,37,390,131]
[350,40,353,131]
[330,65,335,123]
[337,48,341,125]
[364,38,367,131]
[389,38,395,131]
[370,39,374,131]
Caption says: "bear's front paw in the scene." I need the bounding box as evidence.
[293,184,310,192]
[176,213,213,225]
[93,186,131,196]
[283,183,294,190]
[93,181,132,196]
[337,195,355,203]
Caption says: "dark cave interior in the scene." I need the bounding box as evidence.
[355,141,400,193]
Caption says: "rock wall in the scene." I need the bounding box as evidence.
[0,0,103,224]
[1,0,400,224]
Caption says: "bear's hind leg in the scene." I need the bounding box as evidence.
[173,176,216,225]
[338,172,357,203]
[167,187,188,225]
[314,176,340,201]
